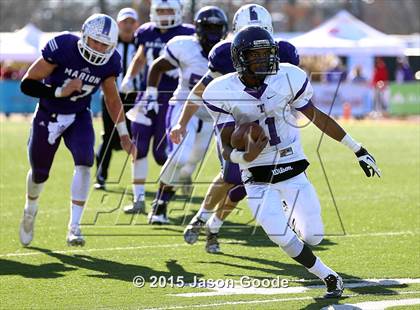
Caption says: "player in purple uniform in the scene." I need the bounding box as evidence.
[170,4,300,253]
[120,0,195,213]
[19,14,136,247]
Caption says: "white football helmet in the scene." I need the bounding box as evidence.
[232,4,273,34]
[78,14,118,65]
[150,0,183,29]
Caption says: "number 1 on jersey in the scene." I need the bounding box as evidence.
[255,117,281,146]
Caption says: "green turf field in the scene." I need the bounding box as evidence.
[1,118,419,309]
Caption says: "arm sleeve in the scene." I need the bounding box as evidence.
[162,37,184,68]
[208,41,235,75]
[41,35,65,65]
[109,54,122,78]
[288,68,314,111]
[202,84,235,129]
[134,25,149,47]
[278,41,300,66]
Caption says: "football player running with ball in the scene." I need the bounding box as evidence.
[171,4,299,253]
[202,26,381,298]
[19,14,136,247]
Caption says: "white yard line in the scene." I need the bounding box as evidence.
[338,230,419,238]
[0,243,188,258]
[173,278,420,298]
[321,298,420,310]
[142,291,420,310]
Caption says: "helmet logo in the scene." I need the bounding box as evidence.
[249,6,258,21]
[102,16,111,35]
[253,39,269,46]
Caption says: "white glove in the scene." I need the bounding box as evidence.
[120,76,134,94]
[142,86,159,116]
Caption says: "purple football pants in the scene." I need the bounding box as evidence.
[28,107,94,183]
[131,95,170,165]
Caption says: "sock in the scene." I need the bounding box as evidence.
[196,205,213,222]
[25,170,45,215]
[207,214,223,234]
[25,199,38,216]
[69,203,84,227]
[133,184,145,202]
[307,257,337,280]
[156,188,175,204]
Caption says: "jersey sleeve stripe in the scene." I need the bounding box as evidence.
[203,100,230,114]
[48,39,58,51]
[293,78,308,101]
[216,121,235,130]
[295,99,313,111]
[166,47,180,65]
[202,74,214,86]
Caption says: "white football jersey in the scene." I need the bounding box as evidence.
[202,63,313,169]
[163,35,211,121]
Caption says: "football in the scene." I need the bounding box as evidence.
[231,122,265,150]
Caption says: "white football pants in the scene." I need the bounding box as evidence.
[160,103,213,186]
[244,172,324,246]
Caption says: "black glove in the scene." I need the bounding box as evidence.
[355,147,381,177]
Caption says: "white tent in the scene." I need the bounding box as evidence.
[0,23,43,62]
[0,24,81,62]
[290,10,405,56]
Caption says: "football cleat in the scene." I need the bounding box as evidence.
[19,210,37,247]
[205,226,221,254]
[183,217,205,244]
[123,200,146,214]
[323,274,344,298]
[147,200,169,225]
[66,225,85,247]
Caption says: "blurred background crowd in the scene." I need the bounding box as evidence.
[1,0,419,118]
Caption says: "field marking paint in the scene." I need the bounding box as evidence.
[321,298,420,309]
[142,291,420,310]
[1,230,418,258]
[0,243,188,258]
[172,278,420,297]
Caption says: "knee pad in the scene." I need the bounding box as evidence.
[228,185,246,203]
[153,151,167,166]
[32,168,49,183]
[74,149,94,167]
[71,165,91,201]
[299,223,324,246]
[135,141,150,159]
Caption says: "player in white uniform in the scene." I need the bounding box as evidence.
[145,6,228,224]
[203,26,381,298]
[171,4,299,253]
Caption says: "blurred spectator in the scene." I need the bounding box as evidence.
[351,65,367,83]
[325,58,347,83]
[395,57,414,83]
[0,61,20,80]
[0,61,29,80]
[372,57,390,117]
[372,57,389,86]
